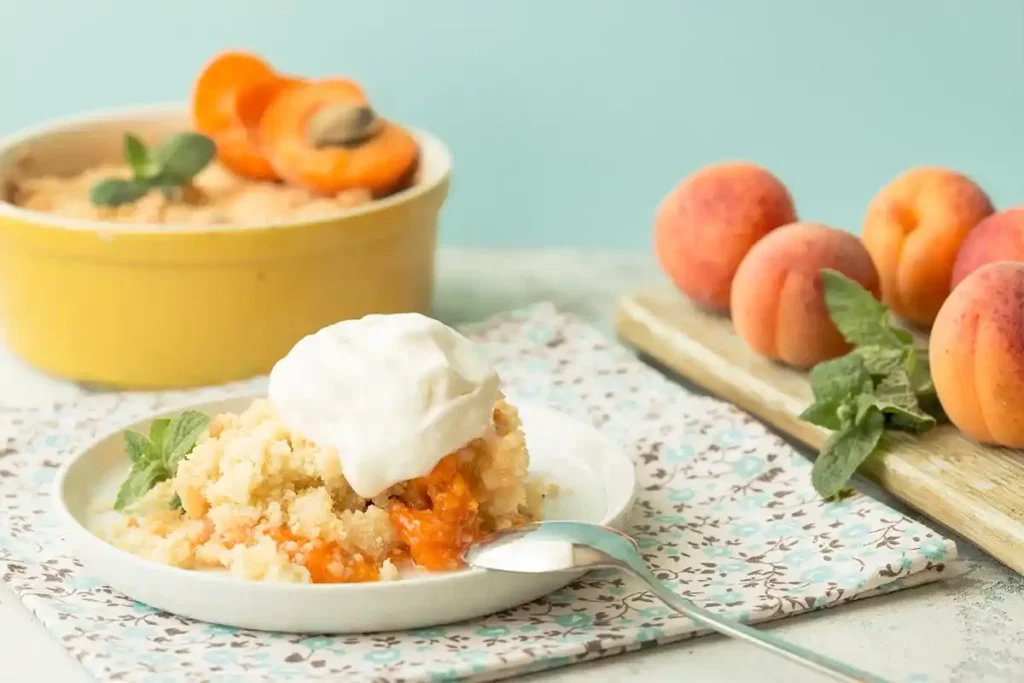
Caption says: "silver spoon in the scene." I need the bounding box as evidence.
[463,520,888,683]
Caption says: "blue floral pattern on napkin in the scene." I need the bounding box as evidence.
[0,303,955,682]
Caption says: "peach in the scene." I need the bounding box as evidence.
[930,261,1024,447]
[951,208,1024,290]
[731,222,881,369]
[654,161,796,312]
[862,167,993,328]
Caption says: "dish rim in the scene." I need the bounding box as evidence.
[0,102,453,235]
[51,391,637,593]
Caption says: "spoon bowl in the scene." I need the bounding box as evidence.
[465,520,638,574]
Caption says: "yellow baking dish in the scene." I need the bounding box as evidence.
[0,105,451,389]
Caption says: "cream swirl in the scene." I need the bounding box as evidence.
[267,313,500,498]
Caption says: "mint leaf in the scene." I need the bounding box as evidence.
[90,178,148,207]
[800,354,873,430]
[91,131,215,208]
[875,370,933,417]
[915,383,946,424]
[906,351,940,402]
[114,460,168,511]
[807,353,872,404]
[901,350,947,424]
[163,410,210,469]
[866,371,936,433]
[148,418,171,453]
[153,183,178,200]
[820,269,909,348]
[122,430,155,465]
[124,134,151,179]
[852,345,906,376]
[801,269,948,498]
[114,410,206,513]
[799,400,845,431]
[811,405,886,499]
[150,133,216,184]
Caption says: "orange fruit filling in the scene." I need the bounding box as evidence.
[269,528,380,584]
[389,454,483,571]
[265,453,492,583]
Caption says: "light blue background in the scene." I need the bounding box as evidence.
[6,1,1022,249]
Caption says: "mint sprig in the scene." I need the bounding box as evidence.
[91,132,216,208]
[800,270,945,498]
[113,410,210,511]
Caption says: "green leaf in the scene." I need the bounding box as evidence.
[148,418,171,453]
[811,406,886,499]
[807,353,872,404]
[891,327,914,346]
[169,494,183,510]
[154,184,178,200]
[905,350,935,395]
[90,178,148,207]
[800,354,874,431]
[916,388,947,424]
[874,370,932,414]
[820,269,907,348]
[799,399,846,431]
[852,345,906,376]
[866,376,935,434]
[124,134,151,179]
[91,131,215,208]
[802,269,946,500]
[113,460,168,511]
[150,133,216,184]
[900,351,947,424]
[162,410,210,469]
[113,410,208,514]
[888,412,935,434]
[123,430,155,465]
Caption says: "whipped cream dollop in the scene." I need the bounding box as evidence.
[267,313,501,499]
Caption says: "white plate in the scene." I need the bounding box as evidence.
[52,394,636,633]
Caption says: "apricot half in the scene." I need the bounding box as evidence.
[191,50,304,181]
[259,80,420,196]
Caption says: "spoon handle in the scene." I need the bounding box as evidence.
[626,562,889,683]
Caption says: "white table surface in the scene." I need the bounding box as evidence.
[1,248,1022,683]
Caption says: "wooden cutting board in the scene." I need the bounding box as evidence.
[616,285,1024,576]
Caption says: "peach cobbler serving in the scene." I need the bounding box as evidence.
[94,314,545,583]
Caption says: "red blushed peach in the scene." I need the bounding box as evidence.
[654,161,796,313]
[930,261,1024,447]
[862,167,993,328]
[731,222,881,369]
[951,208,1024,291]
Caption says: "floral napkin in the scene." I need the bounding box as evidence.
[0,303,956,682]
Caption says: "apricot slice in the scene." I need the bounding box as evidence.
[259,79,420,196]
[192,51,302,181]
[214,77,305,181]
[192,50,277,135]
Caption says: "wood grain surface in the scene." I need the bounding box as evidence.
[616,286,1024,576]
